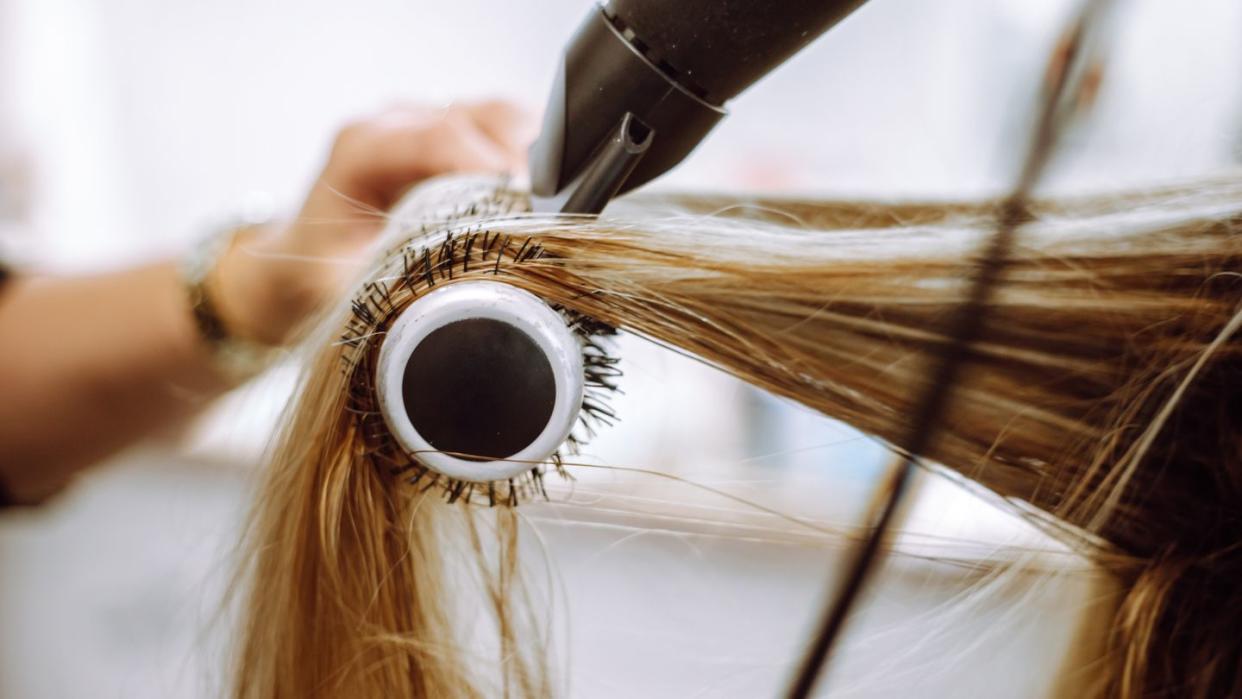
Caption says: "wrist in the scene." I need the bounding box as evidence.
[180,223,290,384]
[209,224,320,346]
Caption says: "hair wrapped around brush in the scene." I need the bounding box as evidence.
[232,174,1242,699]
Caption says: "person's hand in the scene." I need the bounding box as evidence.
[211,100,535,345]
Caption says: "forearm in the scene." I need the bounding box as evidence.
[0,262,230,501]
[0,100,530,504]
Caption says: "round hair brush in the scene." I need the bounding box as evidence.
[374,280,586,483]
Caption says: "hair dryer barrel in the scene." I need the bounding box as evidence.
[529,0,868,208]
[608,0,867,104]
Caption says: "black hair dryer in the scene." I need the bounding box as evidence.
[528,0,869,214]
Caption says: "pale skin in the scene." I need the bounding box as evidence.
[0,100,534,503]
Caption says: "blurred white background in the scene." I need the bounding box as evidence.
[1,0,1240,697]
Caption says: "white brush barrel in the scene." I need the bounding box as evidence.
[375,281,584,482]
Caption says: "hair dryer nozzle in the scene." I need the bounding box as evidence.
[528,5,726,209]
[528,0,869,212]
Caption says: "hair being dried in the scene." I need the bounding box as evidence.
[232,174,1242,698]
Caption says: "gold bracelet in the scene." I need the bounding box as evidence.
[181,224,279,383]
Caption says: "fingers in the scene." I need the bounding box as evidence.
[271,99,540,298]
[425,107,514,174]
[321,100,537,209]
[460,100,539,171]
